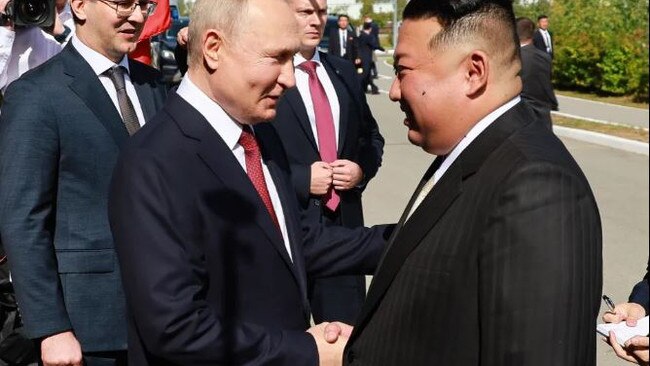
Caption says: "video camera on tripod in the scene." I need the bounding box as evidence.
[1,0,56,28]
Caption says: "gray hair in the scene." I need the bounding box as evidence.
[188,0,250,67]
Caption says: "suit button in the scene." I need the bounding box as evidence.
[314,200,320,207]
[347,350,355,363]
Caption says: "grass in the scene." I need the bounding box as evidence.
[553,115,649,143]
[555,89,648,110]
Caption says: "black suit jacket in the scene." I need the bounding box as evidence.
[0,44,166,351]
[344,101,603,366]
[272,52,383,228]
[533,28,553,57]
[520,44,558,127]
[109,92,389,365]
[328,28,358,63]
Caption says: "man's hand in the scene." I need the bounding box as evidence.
[307,322,349,366]
[331,159,363,191]
[40,331,83,366]
[603,302,646,326]
[607,332,649,364]
[323,322,353,343]
[176,26,189,48]
[310,161,333,195]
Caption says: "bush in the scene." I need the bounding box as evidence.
[516,0,648,101]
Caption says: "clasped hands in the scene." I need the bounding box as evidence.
[307,322,353,366]
[310,160,363,195]
[602,302,649,364]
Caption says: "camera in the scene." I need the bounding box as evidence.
[1,0,55,28]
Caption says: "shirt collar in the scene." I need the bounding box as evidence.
[71,35,130,77]
[433,96,521,183]
[293,50,322,68]
[176,74,244,151]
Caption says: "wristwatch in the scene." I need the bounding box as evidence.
[54,25,71,44]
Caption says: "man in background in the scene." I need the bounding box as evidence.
[533,14,553,58]
[358,22,384,95]
[0,0,167,364]
[272,0,384,326]
[328,14,359,66]
[517,17,557,128]
[344,0,602,364]
[362,15,380,79]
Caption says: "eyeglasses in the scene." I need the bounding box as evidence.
[97,0,157,18]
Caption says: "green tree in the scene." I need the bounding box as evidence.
[516,0,648,101]
[177,0,191,16]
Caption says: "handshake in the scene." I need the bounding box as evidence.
[307,322,354,366]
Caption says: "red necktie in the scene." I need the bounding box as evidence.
[299,61,340,211]
[238,125,281,230]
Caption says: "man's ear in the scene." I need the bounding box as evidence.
[202,29,223,71]
[464,50,488,97]
[69,0,87,21]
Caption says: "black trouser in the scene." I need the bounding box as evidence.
[359,65,378,94]
[308,208,366,324]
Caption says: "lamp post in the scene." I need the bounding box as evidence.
[392,0,398,49]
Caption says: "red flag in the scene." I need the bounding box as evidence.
[130,0,172,65]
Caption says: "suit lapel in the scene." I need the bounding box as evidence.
[354,160,462,333]
[63,45,129,148]
[352,101,533,340]
[166,94,295,269]
[321,56,349,155]
[284,88,319,151]
[128,60,156,121]
[255,125,311,317]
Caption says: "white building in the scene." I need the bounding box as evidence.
[328,0,395,19]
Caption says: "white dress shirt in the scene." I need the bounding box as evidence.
[338,29,347,57]
[71,36,146,127]
[540,29,552,53]
[176,75,293,261]
[0,4,74,92]
[407,96,521,220]
[294,52,341,149]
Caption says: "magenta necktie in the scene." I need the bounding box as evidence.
[239,125,281,231]
[299,61,340,211]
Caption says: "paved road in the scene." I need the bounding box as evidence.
[556,94,649,129]
[360,67,649,366]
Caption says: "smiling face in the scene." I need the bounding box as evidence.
[212,0,301,124]
[389,18,468,155]
[71,0,147,63]
[292,0,328,56]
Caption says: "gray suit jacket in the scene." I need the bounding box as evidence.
[0,43,167,352]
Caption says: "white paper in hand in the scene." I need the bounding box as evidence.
[597,316,649,346]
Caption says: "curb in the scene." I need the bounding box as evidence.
[372,67,648,156]
[553,126,649,156]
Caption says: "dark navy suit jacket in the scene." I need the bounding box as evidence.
[272,52,383,228]
[0,44,167,351]
[108,93,390,365]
